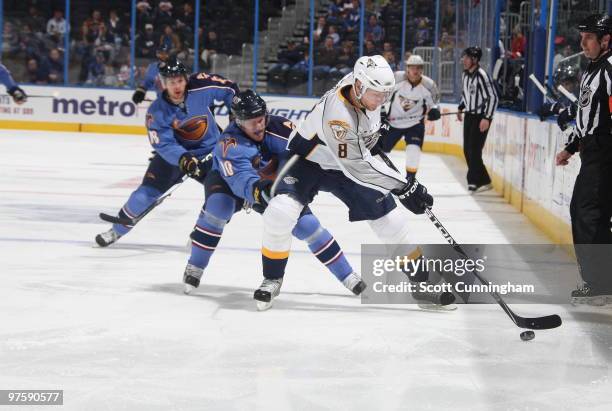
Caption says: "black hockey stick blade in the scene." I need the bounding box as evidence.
[99,212,134,226]
[515,314,562,330]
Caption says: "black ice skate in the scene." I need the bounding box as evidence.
[95,229,120,247]
[571,284,612,306]
[254,278,283,311]
[342,272,367,295]
[183,264,204,295]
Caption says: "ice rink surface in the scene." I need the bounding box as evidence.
[1,130,611,411]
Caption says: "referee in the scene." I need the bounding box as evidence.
[457,46,499,193]
[555,14,612,305]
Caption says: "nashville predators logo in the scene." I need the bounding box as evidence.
[398,95,419,111]
[328,120,351,142]
[172,115,209,142]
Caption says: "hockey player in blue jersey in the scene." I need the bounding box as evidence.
[0,63,27,104]
[131,45,171,104]
[95,58,239,247]
[182,90,365,308]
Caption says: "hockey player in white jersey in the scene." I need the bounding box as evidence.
[379,54,441,178]
[254,55,455,309]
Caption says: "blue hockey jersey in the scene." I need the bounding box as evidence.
[139,62,163,94]
[213,115,295,204]
[0,63,18,91]
[145,72,239,166]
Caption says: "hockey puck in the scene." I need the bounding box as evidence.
[520,330,535,341]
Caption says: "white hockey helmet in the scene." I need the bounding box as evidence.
[405,54,425,66]
[353,55,395,100]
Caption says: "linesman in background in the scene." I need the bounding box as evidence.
[555,14,612,305]
[456,46,498,193]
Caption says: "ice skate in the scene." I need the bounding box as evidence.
[412,288,457,311]
[183,264,204,295]
[254,278,283,311]
[471,183,493,194]
[342,272,367,295]
[95,228,120,247]
[571,285,612,306]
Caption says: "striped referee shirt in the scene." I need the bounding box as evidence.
[575,50,612,139]
[458,66,499,120]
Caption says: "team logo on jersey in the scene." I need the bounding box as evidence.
[579,84,592,108]
[172,115,209,142]
[328,120,351,141]
[398,95,419,111]
[283,176,298,184]
[220,137,237,157]
[469,84,477,95]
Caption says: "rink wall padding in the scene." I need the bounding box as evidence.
[0,86,575,244]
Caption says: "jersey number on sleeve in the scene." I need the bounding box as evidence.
[147,130,160,145]
[222,160,234,177]
[338,143,347,158]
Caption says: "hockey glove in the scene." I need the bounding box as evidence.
[132,87,146,104]
[556,103,577,131]
[179,152,211,181]
[252,179,273,213]
[8,86,27,104]
[392,177,433,215]
[427,107,441,121]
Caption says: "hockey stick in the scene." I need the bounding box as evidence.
[423,208,561,329]
[270,154,299,197]
[0,93,59,99]
[373,149,561,330]
[528,74,557,104]
[557,85,577,103]
[99,174,189,226]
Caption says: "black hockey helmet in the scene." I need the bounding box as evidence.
[577,13,612,37]
[231,89,267,121]
[553,64,579,85]
[158,57,187,78]
[462,46,482,60]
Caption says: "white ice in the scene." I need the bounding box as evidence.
[1,130,611,411]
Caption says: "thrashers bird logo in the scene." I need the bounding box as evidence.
[172,115,209,142]
[399,95,419,111]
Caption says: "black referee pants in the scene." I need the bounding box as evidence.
[463,113,491,186]
[570,134,612,291]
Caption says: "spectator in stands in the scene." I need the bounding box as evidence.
[176,3,195,46]
[382,42,394,54]
[416,18,430,46]
[155,1,175,30]
[328,25,340,45]
[327,0,345,25]
[201,30,221,70]
[26,6,46,34]
[25,58,48,84]
[159,25,182,57]
[289,49,310,81]
[86,52,106,85]
[343,4,360,41]
[93,23,116,63]
[137,23,158,58]
[84,9,104,38]
[20,24,46,61]
[269,40,304,84]
[330,41,356,79]
[365,15,384,45]
[46,10,66,46]
[439,31,454,61]
[314,36,338,79]
[136,1,154,33]
[107,9,127,45]
[43,48,64,84]
[3,22,21,57]
[313,16,329,45]
[553,42,573,70]
[363,39,379,56]
[507,24,526,59]
[383,50,398,71]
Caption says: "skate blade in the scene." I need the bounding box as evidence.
[417,303,457,311]
[257,300,274,311]
[184,284,196,295]
[571,296,612,307]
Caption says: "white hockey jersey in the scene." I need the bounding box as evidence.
[288,73,406,193]
[386,72,440,129]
